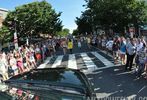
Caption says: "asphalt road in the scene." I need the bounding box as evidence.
[38,41,147,99]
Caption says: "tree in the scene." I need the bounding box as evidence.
[0,26,12,45]
[75,10,92,35]
[77,0,147,35]
[56,28,70,37]
[3,1,62,42]
[72,29,79,36]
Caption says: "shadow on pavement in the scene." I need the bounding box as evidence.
[87,66,147,99]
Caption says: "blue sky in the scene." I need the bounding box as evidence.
[0,0,85,33]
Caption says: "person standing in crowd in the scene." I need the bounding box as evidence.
[29,45,36,68]
[61,38,67,55]
[41,43,47,62]
[135,38,143,67]
[101,36,107,50]
[136,43,146,78]
[144,57,147,79]
[120,37,126,65]
[78,38,81,48]
[35,45,41,66]
[125,38,136,71]
[91,36,96,46]
[16,51,24,73]
[48,38,54,57]
[99,36,102,49]
[112,36,120,64]
[51,38,56,56]
[68,39,73,54]
[9,54,18,76]
[87,36,91,49]
[23,46,30,71]
[0,53,9,81]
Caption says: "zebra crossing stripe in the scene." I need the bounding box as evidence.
[80,53,97,72]
[51,55,64,68]
[91,52,114,67]
[38,57,51,69]
[68,54,77,69]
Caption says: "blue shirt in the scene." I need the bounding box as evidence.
[120,42,126,53]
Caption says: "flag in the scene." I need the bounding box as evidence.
[14,32,18,50]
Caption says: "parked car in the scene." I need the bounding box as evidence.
[3,68,95,100]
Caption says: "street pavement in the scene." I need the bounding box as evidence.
[38,41,147,99]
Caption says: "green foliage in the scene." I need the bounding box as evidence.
[75,10,92,35]
[3,1,62,41]
[56,28,70,36]
[77,0,147,34]
[0,26,12,44]
[72,29,79,36]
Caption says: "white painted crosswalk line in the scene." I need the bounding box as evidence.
[68,54,77,69]
[81,53,97,73]
[91,52,114,67]
[38,57,51,69]
[51,55,63,68]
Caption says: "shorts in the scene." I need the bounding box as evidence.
[120,51,126,55]
[12,66,18,71]
[24,63,27,67]
[17,61,23,67]
[113,51,119,58]
[36,54,41,60]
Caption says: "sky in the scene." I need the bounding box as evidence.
[0,0,86,33]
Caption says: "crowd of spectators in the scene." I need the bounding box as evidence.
[88,34,147,79]
[0,38,60,81]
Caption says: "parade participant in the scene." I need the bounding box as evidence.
[68,39,73,54]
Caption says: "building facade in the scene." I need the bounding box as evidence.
[0,8,8,28]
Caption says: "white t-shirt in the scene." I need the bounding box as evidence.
[78,42,81,47]
[35,48,40,53]
[136,42,143,52]
[10,58,17,70]
[0,60,7,73]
